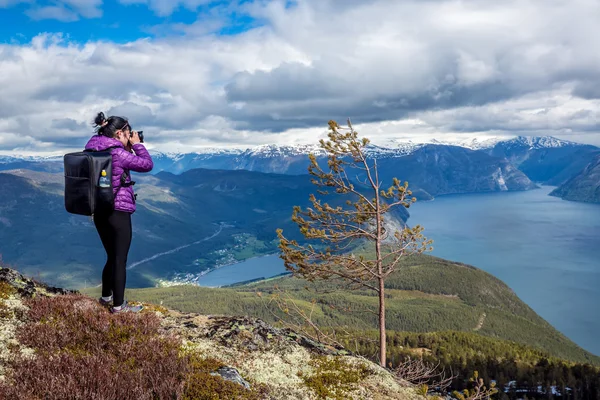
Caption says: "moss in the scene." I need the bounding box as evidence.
[140,302,169,314]
[181,351,267,400]
[299,356,373,400]
[0,282,16,300]
[0,303,12,319]
[183,372,261,400]
[415,384,428,397]
[107,322,137,344]
[186,351,226,372]
[0,282,16,319]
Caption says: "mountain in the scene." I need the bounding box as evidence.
[2,134,597,195]
[149,148,244,175]
[0,267,421,400]
[549,154,600,203]
[0,168,408,289]
[155,144,535,197]
[371,145,536,196]
[0,154,63,174]
[480,136,600,185]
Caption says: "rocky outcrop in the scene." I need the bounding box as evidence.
[0,267,421,399]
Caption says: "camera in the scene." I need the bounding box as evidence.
[130,130,144,143]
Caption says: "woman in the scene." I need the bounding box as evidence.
[85,112,154,313]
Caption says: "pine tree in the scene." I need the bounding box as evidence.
[277,119,433,367]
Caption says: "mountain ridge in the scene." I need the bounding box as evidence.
[2,135,593,164]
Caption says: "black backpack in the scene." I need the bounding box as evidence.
[63,147,133,216]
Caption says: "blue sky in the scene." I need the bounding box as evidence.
[0,0,599,155]
[0,0,265,44]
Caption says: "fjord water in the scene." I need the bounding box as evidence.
[407,185,600,356]
[196,254,285,287]
[198,185,600,356]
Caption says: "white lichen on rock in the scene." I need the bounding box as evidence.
[0,296,34,380]
[159,310,422,399]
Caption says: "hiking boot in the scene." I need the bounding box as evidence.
[98,296,112,307]
[110,300,143,314]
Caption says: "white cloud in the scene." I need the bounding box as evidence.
[9,0,102,21]
[25,5,79,22]
[1,0,600,156]
[119,0,212,17]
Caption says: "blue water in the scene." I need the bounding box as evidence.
[198,186,600,355]
[407,185,600,356]
[195,254,285,287]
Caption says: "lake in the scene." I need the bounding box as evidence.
[195,254,286,287]
[198,185,600,356]
[407,185,600,356]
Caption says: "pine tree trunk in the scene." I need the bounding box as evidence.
[378,276,386,368]
[373,158,386,368]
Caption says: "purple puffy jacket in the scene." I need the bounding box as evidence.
[84,135,154,213]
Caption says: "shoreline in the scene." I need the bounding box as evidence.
[200,251,280,276]
[156,252,281,287]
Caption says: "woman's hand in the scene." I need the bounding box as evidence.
[129,131,141,145]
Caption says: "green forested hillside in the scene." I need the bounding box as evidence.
[83,253,599,366]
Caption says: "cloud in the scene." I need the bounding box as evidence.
[8,0,102,21]
[119,0,212,17]
[25,5,79,22]
[2,0,600,155]
[60,0,102,18]
[0,0,31,6]
[222,0,600,132]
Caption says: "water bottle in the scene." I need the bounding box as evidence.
[99,170,110,188]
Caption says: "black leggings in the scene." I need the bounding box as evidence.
[93,210,132,307]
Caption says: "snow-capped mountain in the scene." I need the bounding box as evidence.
[428,137,507,150]
[238,142,423,159]
[1,135,588,166]
[372,136,507,151]
[0,154,62,163]
[482,136,599,185]
[365,142,424,157]
[1,135,596,188]
[497,136,581,150]
[240,144,325,158]
[375,135,582,151]
[0,156,17,164]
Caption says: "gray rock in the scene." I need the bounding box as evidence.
[0,267,76,298]
[210,366,251,389]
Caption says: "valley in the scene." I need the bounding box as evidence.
[2,134,600,361]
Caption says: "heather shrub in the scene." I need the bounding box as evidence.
[0,295,187,400]
[19,295,161,355]
[0,294,270,399]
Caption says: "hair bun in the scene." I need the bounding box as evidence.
[94,112,107,127]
